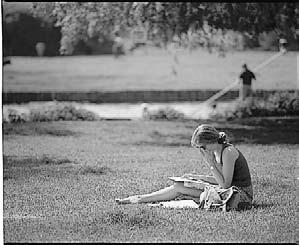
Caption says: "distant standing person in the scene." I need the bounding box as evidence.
[112,31,124,58]
[239,64,256,100]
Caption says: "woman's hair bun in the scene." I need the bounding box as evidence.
[218,132,227,144]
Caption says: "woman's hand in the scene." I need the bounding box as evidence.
[199,148,216,166]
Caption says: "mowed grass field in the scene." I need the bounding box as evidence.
[3,49,297,92]
[3,119,298,242]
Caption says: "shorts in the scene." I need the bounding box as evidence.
[240,84,252,100]
[238,185,253,204]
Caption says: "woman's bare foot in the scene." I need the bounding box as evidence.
[115,195,141,204]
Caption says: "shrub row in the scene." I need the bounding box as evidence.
[142,106,185,120]
[3,92,298,123]
[3,103,100,123]
[213,92,299,120]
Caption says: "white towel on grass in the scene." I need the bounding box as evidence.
[147,200,199,209]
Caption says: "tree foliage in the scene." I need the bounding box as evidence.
[3,2,61,56]
[31,2,299,55]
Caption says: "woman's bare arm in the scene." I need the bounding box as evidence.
[211,146,238,188]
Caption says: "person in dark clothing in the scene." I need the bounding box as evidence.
[239,64,256,100]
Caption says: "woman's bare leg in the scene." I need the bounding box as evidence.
[116,182,203,204]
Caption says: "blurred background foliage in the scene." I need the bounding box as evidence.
[3,2,299,56]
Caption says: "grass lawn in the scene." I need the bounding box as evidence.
[3,119,298,242]
[3,49,297,92]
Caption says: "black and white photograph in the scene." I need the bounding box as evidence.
[2,2,298,243]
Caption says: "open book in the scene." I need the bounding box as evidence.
[168,175,218,189]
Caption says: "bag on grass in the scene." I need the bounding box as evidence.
[199,185,241,212]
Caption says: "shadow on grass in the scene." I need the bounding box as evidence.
[134,120,299,147]
[3,123,79,137]
[100,208,168,229]
[135,130,189,147]
[3,155,74,167]
[252,202,275,209]
[3,155,112,180]
[78,165,113,176]
[3,155,76,181]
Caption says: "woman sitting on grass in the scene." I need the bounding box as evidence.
[116,124,253,207]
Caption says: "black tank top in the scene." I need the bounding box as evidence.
[220,143,252,187]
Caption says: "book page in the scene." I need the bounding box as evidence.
[168,176,218,189]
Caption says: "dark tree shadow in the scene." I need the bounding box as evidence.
[216,117,299,144]
[225,126,299,144]
[3,155,112,181]
[3,122,79,137]
[134,118,299,147]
